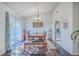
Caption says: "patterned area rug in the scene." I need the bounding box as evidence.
[10,40,59,56]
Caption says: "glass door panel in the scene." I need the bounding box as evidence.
[9,16,15,49]
[6,12,22,53]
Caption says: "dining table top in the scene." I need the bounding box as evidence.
[29,34,46,37]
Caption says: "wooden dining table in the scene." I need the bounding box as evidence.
[28,34,46,41]
[24,34,47,55]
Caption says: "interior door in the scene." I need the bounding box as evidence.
[55,21,61,45]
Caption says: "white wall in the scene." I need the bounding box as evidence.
[51,2,73,54]
[73,2,79,31]
[24,14,51,39]
[0,3,23,55]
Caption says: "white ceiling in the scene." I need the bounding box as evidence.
[3,2,58,18]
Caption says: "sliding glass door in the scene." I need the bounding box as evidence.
[6,12,22,52]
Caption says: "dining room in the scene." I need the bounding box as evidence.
[0,2,78,56]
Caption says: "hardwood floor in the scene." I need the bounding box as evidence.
[49,40,72,56]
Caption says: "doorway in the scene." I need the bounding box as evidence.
[55,21,61,45]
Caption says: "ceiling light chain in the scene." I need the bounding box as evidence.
[37,8,40,21]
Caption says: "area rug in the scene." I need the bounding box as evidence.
[10,40,59,56]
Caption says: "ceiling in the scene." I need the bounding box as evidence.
[3,2,58,18]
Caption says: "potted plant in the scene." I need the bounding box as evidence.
[71,30,79,40]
